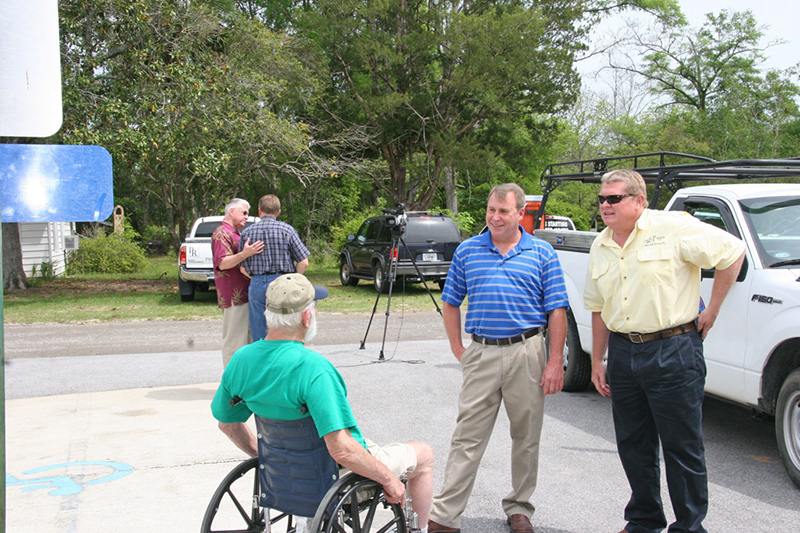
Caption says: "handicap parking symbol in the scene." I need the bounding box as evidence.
[6,461,133,496]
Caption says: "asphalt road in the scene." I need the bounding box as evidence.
[4,313,800,532]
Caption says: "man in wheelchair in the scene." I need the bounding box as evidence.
[211,273,434,530]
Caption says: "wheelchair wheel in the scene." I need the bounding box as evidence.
[201,458,299,533]
[310,473,407,533]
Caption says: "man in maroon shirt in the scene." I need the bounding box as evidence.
[212,198,264,367]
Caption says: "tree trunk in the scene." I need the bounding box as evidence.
[2,223,28,291]
[443,165,458,215]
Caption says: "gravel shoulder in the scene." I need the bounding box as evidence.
[4,310,448,359]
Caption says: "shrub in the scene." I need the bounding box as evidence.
[329,209,381,252]
[141,225,172,256]
[141,224,171,243]
[67,232,148,274]
[29,261,56,281]
[307,237,339,269]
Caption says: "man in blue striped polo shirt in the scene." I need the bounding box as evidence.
[428,183,569,533]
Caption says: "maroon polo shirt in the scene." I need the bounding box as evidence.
[211,220,250,309]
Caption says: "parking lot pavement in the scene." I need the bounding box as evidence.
[5,339,800,532]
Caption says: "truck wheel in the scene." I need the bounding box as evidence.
[178,278,195,302]
[339,259,358,286]
[776,369,800,488]
[547,311,591,392]
[373,264,389,294]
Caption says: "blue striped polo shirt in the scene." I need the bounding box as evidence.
[442,228,569,339]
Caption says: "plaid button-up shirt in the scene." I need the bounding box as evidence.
[239,215,310,276]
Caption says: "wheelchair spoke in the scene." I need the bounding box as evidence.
[373,515,404,533]
[348,491,362,532]
[202,458,269,533]
[359,487,380,532]
[224,487,255,526]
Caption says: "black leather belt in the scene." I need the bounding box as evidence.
[617,321,697,344]
[472,327,541,346]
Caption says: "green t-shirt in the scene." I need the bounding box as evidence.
[211,340,367,449]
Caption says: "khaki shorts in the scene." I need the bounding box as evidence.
[363,438,417,478]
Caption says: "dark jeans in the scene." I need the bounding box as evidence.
[608,330,708,533]
[248,274,281,342]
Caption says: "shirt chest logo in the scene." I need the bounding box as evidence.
[643,235,667,247]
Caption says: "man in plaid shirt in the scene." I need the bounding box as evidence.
[239,194,310,342]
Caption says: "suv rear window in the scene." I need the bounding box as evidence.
[404,217,461,243]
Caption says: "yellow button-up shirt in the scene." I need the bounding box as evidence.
[584,209,746,334]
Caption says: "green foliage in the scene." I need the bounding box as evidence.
[639,10,767,112]
[447,210,477,237]
[545,199,593,231]
[31,261,56,281]
[141,225,171,244]
[328,208,384,253]
[295,0,586,208]
[67,232,148,274]
[59,0,321,249]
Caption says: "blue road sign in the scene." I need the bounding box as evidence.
[0,144,113,223]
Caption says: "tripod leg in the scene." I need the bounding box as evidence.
[359,280,384,350]
[399,237,442,316]
[378,235,401,360]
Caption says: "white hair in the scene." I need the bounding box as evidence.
[265,300,316,330]
[224,198,250,215]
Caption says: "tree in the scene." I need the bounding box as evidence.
[610,9,776,112]
[2,223,27,291]
[58,0,323,251]
[289,0,587,210]
[602,8,800,160]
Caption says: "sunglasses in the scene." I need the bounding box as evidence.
[598,194,634,205]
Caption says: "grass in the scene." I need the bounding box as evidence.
[3,255,445,324]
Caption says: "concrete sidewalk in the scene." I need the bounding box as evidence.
[6,339,800,533]
[5,340,465,533]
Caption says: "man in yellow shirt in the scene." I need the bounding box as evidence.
[584,169,745,533]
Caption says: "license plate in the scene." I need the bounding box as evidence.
[422,252,437,261]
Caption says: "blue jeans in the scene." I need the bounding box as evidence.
[248,274,281,342]
[608,330,708,533]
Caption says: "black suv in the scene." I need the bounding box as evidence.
[339,212,463,292]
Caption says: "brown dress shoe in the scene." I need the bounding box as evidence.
[507,514,534,533]
[428,519,460,533]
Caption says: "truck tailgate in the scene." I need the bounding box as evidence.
[183,239,213,270]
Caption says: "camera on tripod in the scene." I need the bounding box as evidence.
[383,203,407,235]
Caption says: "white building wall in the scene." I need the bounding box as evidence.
[18,222,76,277]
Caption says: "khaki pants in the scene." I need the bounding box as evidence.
[222,303,251,368]
[430,335,546,528]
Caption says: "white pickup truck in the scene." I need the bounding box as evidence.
[532,153,800,488]
[178,215,258,302]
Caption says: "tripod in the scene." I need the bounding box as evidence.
[359,229,442,360]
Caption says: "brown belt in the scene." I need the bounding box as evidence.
[617,321,697,344]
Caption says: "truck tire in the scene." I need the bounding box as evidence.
[178,278,195,302]
[557,311,592,392]
[776,369,800,488]
[339,258,358,286]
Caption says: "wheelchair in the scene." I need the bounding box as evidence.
[201,416,417,533]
